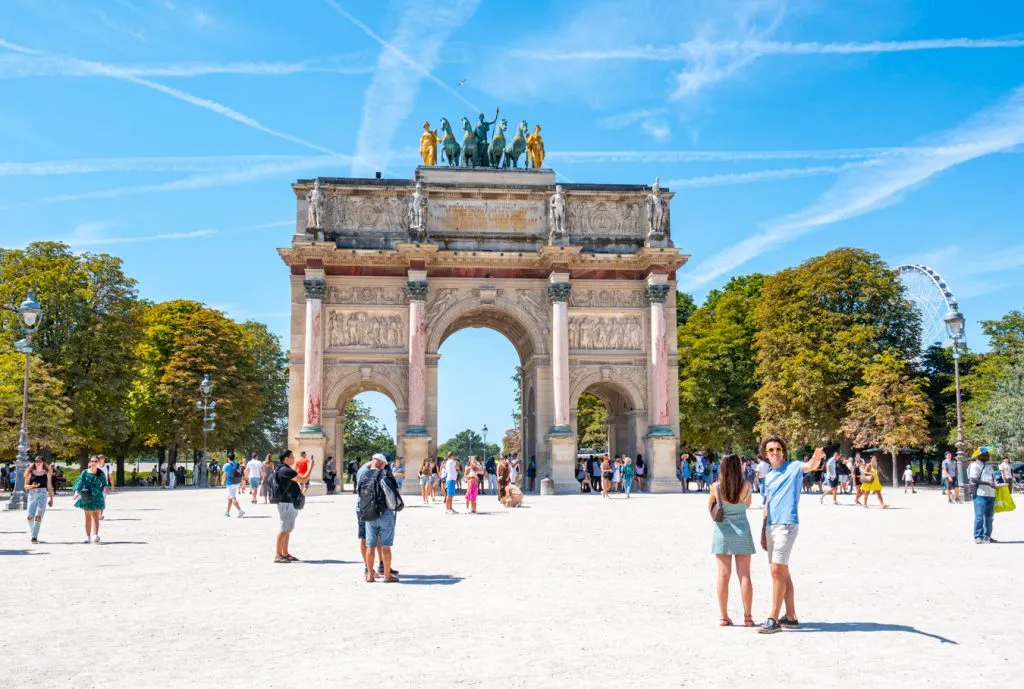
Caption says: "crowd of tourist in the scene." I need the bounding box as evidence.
[575,454,647,496]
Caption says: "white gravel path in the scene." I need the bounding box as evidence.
[1,485,1020,689]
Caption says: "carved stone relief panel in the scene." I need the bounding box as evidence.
[567,201,644,238]
[325,286,407,305]
[428,199,546,233]
[568,314,644,350]
[425,288,460,324]
[323,196,408,230]
[569,288,646,308]
[327,310,405,348]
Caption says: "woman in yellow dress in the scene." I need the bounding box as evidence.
[859,456,889,509]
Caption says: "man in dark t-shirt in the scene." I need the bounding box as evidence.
[274,449,313,563]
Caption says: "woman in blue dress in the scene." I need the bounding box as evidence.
[73,456,108,544]
[710,453,755,626]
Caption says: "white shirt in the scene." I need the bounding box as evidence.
[903,468,914,482]
[1000,462,1012,481]
[756,460,770,479]
[444,458,458,481]
[246,460,263,479]
[968,461,996,498]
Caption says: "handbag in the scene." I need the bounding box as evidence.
[709,482,725,523]
[293,491,306,510]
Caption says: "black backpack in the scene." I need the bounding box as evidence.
[266,465,283,504]
[357,469,387,522]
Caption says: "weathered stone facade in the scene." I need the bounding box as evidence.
[279,166,688,494]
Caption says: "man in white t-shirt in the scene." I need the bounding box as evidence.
[969,447,999,544]
[903,465,916,493]
[443,452,460,514]
[245,453,264,505]
[756,458,771,505]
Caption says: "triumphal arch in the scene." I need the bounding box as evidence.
[278,165,687,493]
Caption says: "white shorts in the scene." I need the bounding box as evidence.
[226,484,239,499]
[766,524,799,565]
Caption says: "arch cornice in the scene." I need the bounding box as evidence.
[426,291,548,359]
[323,365,408,411]
[569,366,647,413]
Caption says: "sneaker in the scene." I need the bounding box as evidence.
[758,618,781,634]
[975,538,984,544]
[84,538,91,544]
[93,535,101,544]
[778,616,800,628]
[237,511,246,518]
[988,537,998,543]
[224,512,230,517]
[30,538,38,544]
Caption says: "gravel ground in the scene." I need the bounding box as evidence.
[1,485,1020,688]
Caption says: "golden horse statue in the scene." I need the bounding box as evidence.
[526,124,545,169]
[419,121,442,166]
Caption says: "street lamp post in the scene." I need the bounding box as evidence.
[195,375,216,487]
[944,307,967,485]
[482,424,488,461]
[6,291,43,511]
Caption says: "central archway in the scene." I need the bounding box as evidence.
[426,291,551,484]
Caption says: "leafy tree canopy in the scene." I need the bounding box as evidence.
[576,392,608,450]
[438,428,499,461]
[342,398,396,461]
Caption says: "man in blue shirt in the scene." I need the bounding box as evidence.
[758,436,824,635]
[222,450,245,518]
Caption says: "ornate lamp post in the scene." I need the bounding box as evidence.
[195,375,216,487]
[482,424,488,461]
[944,307,967,483]
[6,291,42,510]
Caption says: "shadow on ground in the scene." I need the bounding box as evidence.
[397,573,464,586]
[794,621,957,644]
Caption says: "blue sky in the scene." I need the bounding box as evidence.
[1,0,1023,444]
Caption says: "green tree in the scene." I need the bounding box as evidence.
[502,425,520,456]
[576,392,608,450]
[676,291,697,327]
[754,248,921,444]
[235,321,289,456]
[960,310,1024,445]
[438,429,499,461]
[975,351,1024,458]
[677,274,764,451]
[841,350,931,486]
[0,350,74,456]
[0,242,143,459]
[130,301,262,464]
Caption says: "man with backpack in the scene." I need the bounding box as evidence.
[269,448,314,563]
[357,453,403,582]
[222,451,245,518]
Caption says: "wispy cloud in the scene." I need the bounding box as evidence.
[901,243,1024,301]
[0,38,341,155]
[521,37,1024,62]
[599,107,671,141]
[664,161,876,188]
[0,154,321,177]
[40,155,353,203]
[547,146,940,164]
[327,0,481,176]
[0,53,373,78]
[62,221,217,247]
[680,85,1024,290]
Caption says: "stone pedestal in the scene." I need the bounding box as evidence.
[400,434,432,495]
[547,432,577,494]
[294,430,328,495]
[646,434,679,493]
[540,477,556,495]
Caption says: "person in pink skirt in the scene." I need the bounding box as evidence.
[465,456,481,514]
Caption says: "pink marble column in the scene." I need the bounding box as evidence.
[646,283,672,433]
[405,280,428,434]
[301,276,326,433]
[548,281,572,433]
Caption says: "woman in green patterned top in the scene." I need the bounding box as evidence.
[73,456,108,544]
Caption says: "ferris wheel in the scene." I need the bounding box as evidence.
[896,264,964,352]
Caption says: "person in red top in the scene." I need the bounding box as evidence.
[296,451,312,494]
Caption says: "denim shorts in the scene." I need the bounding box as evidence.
[249,478,260,490]
[365,510,395,547]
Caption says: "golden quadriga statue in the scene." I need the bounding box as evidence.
[526,124,545,168]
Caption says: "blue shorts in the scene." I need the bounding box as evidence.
[365,510,395,547]
[446,480,457,496]
[249,478,260,490]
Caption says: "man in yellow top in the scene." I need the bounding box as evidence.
[419,121,441,166]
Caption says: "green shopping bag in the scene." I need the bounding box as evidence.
[994,485,1016,513]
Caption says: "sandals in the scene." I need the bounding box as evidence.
[744,615,755,627]
[274,556,290,564]
[382,575,399,583]
[719,617,733,627]
[365,572,376,583]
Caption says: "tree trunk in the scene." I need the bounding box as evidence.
[891,448,898,488]
[78,447,90,471]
